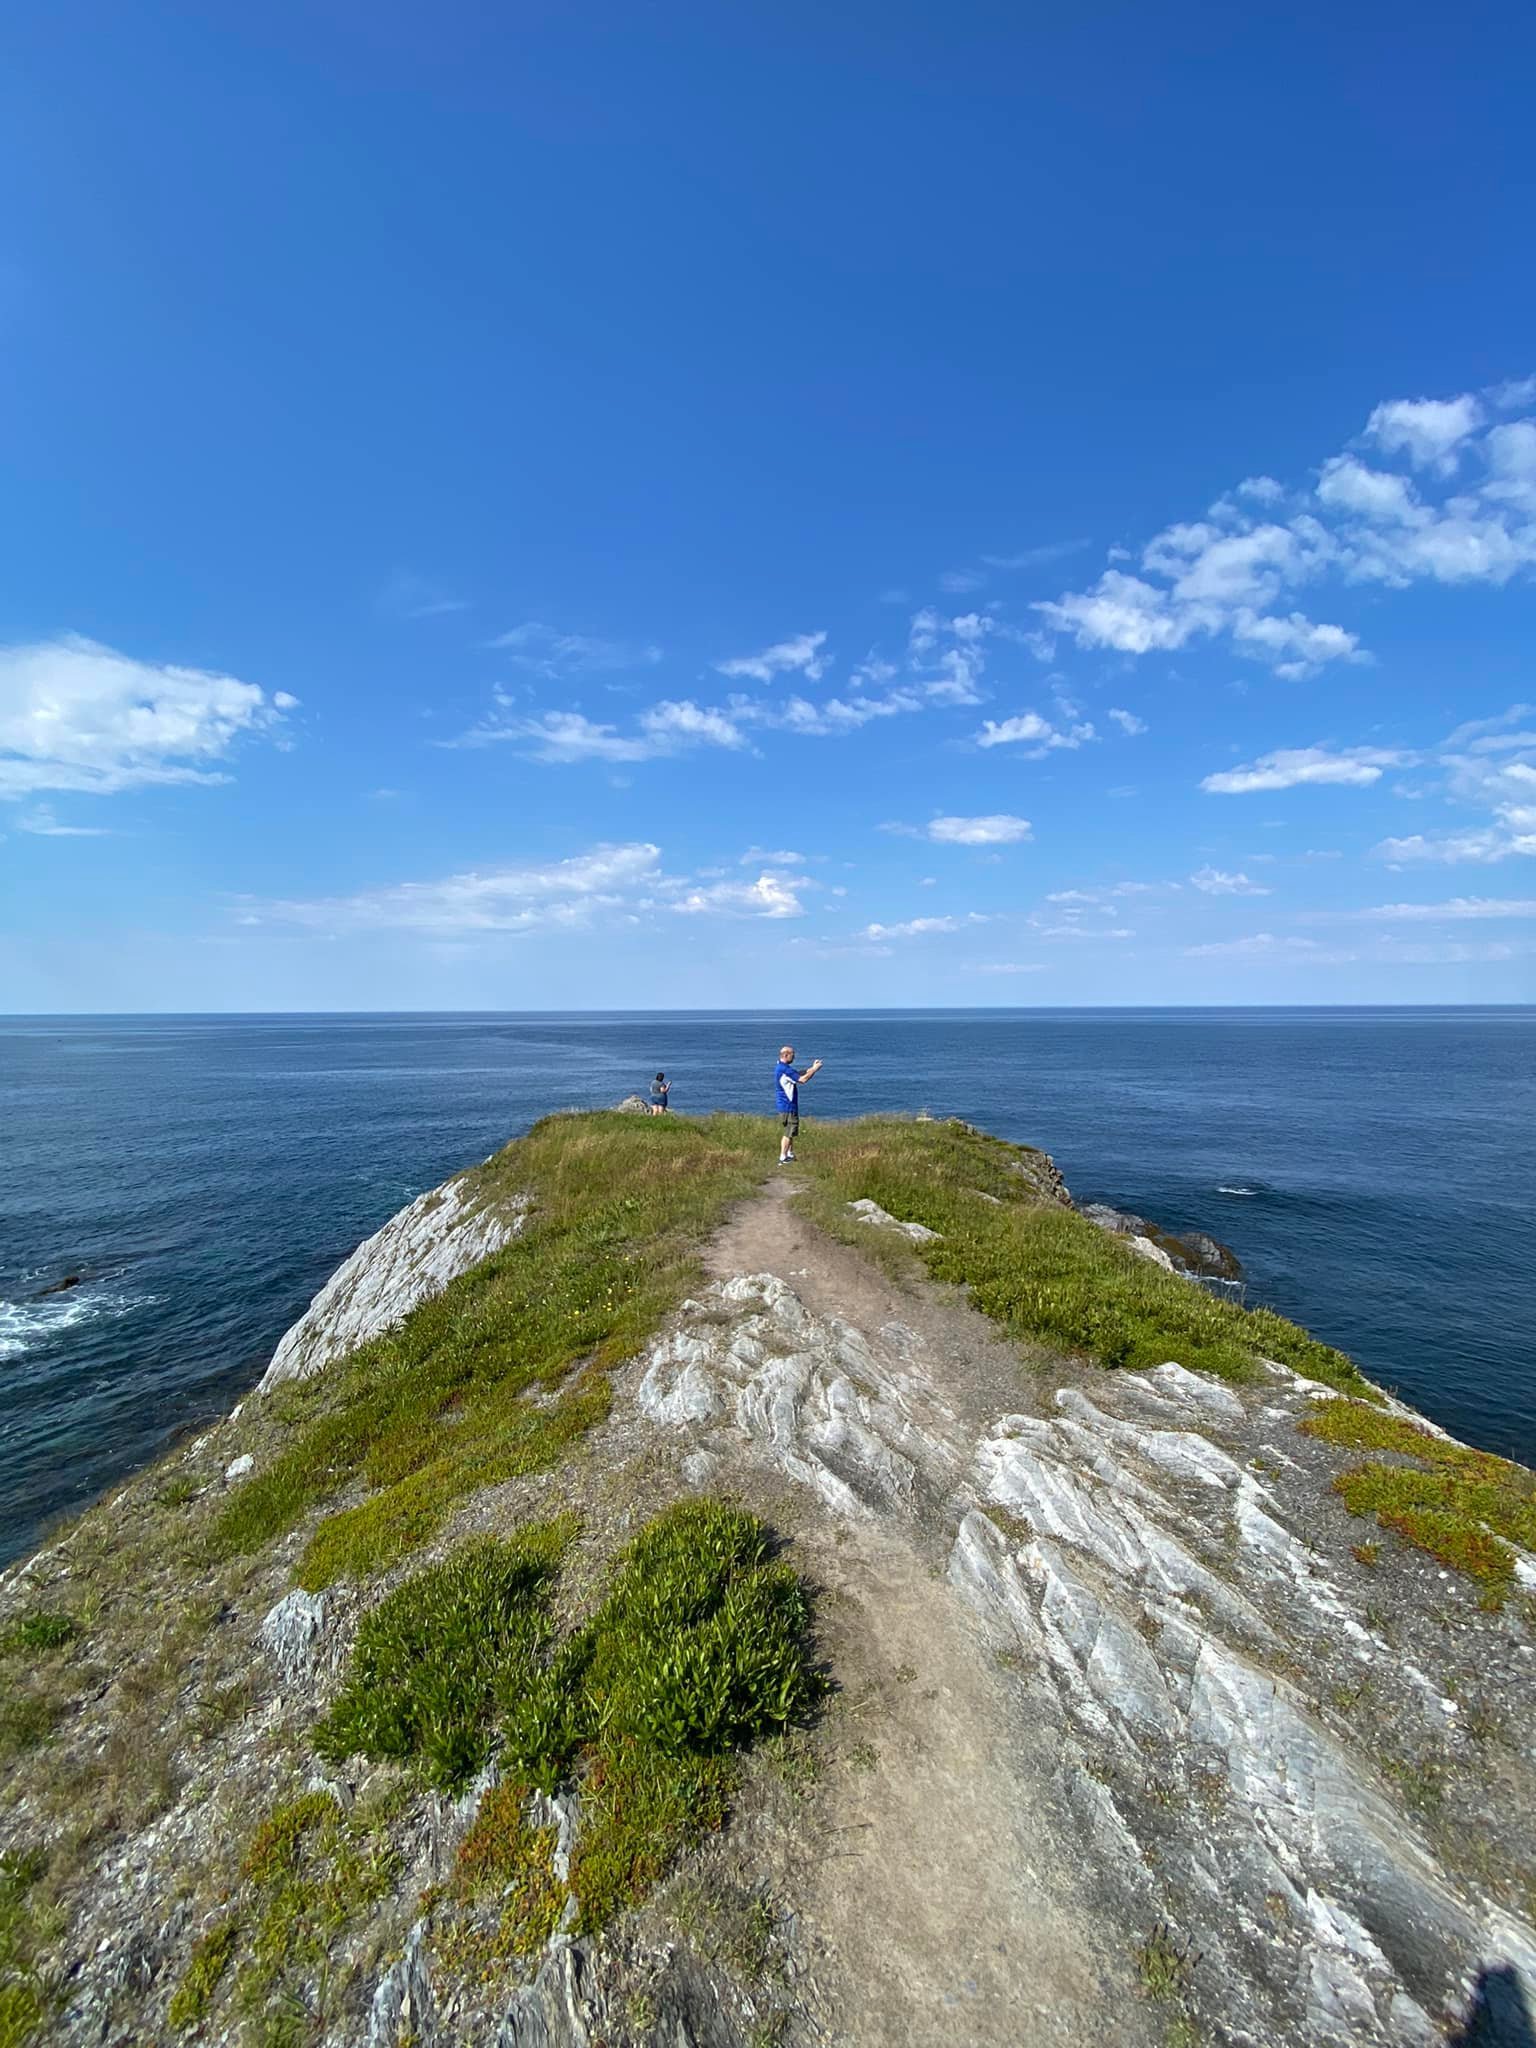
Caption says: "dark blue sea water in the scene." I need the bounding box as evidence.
[2,1009,1532,1567]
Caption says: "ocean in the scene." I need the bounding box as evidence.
[2,1008,1532,1567]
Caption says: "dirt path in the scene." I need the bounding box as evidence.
[696,1176,1148,2047]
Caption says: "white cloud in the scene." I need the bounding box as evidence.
[1315,457,1420,524]
[972,960,1049,974]
[1107,707,1146,735]
[254,843,666,934]
[1032,923,1134,940]
[0,635,292,799]
[1374,824,1536,865]
[1366,393,1483,472]
[1189,867,1270,895]
[672,871,806,919]
[715,631,828,684]
[250,843,814,935]
[1034,378,1536,675]
[1371,740,1536,863]
[1202,745,1408,795]
[861,913,987,940]
[461,699,744,763]
[637,700,745,749]
[925,814,1032,845]
[489,621,662,674]
[1035,570,1195,655]
[975,711,1095,754]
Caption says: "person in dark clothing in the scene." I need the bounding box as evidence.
[649,1072,670,1115]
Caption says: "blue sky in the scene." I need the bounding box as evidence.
[3,0,1535,1010]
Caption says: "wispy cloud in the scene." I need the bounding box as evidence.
[0,636,294,800]
[980,540,1091,570]
[975,710,1096,755]
[457,701,746,763]
[488,621,662,676]
[379,570,469,620]
[715,631,828,684]
[916,813,1033,845]
[1189,866,1270,896]
[1202,745,1409,794]
[1107,707,1147,736]
[1305,897,1536,922]
[1184,932,1354,962]
[248,843,664,935]
[244,843,812,936]
[971,960,1050,974]
[14,804,114,836]
[861,913,988,940]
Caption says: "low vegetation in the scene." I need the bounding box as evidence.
[183,1501,821,2032]
[1302,1398,1536,1594]
[0,1850,60,2048]
[798,1118,1369,1391]
[167,1788,401,2038]
[359,1502,820,1937]
[211,1112,766,1586]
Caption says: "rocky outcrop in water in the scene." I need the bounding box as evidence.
[1081,1201,1245,1286]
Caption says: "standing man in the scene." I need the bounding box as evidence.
[774,1044,823,1163]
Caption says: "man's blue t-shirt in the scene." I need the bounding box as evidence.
[775,1061,798,1114]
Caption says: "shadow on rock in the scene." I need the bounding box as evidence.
[1451,1966,1536,2048]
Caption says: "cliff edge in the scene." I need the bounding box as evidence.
[2,1113,1534,2048]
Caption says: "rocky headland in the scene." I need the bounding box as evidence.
[2,1111,1534,2048]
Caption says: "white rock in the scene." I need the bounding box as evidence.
[223,1454,254,1482]
[848,1198,940,1243]
[260,1175,528,1392]
[258,1589,329,1682]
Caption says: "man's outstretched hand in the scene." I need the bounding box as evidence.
[804,1058,824,1079]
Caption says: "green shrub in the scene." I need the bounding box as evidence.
[313,1523,572,1791]
[317,1500,821,1970]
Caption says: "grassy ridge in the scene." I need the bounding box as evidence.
[210,1112,768,1586]
[796,1116,1372,1393]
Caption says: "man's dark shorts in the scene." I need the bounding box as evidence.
[780,1112,799,1136]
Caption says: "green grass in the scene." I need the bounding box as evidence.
[210,1112,767,1586]
[166,1918,239,2032]
[314,1500,820,1976]
[797,1118,1369,1391]
[0,1613,77,1657]
[1303,1399,1536,1592]
[167,1788,401,2041]
[0,1851,62,2048]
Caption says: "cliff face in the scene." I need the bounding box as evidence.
[2,1114,1533,2048]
